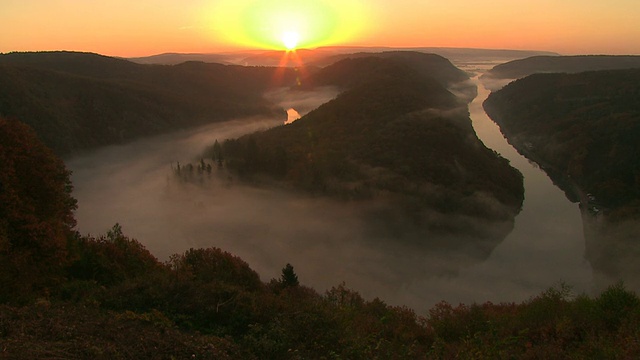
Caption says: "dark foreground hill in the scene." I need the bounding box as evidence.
[210,54,523,250]
[484,68,640,289]
[484,55,640,79]
[0,51,297,155]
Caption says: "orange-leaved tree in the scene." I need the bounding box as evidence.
[0,117,77,302]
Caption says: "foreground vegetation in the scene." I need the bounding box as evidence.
[2,117,640,359]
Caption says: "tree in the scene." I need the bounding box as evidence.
[0,117,77,301]
[280,263,299,287]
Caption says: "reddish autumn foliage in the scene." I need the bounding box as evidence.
[0,117,77,301]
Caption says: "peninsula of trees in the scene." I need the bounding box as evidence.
[214,53,524,243]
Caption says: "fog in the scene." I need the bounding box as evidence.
[67,116,510,313]
[67,66,596,314]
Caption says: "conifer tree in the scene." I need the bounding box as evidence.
[280,263,299,287]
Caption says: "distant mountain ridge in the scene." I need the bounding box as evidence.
[484,55,640,79]
[128,47,559,67]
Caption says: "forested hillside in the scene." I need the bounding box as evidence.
[0,51,297,155]
[213,54,523,243]
[484,68,640,291]
[304,51,470,87]
[484,69,640,218]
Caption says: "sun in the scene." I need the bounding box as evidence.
[209,0,371,50]
[281,31,300,51]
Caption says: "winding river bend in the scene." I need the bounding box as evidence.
[67,62,594,313]
[449,69,593,300]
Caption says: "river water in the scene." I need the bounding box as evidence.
[67,62,594,313]
[446,66,593,301]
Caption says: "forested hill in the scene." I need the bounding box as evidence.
[484,68,640,218]
[0,51,297,155]
[217,55,524,241]
[305,51,469,88]
[484,55,640,80]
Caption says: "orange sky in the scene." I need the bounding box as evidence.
[2,0,639,57]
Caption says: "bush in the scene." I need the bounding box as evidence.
[65,224,162,286]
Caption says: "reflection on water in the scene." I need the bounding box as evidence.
[285,108,301,124]
[457,72,592,298]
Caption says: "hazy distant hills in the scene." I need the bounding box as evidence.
[484,55,640,79]
[484,68,640,217]
[127,52,236,65]
[217,53,524,244]
[129,46,558,67]
[0,51,297,155]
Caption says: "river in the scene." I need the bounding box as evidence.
[449,65,593,301]
[67,62,594,313]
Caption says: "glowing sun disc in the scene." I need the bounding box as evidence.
[209,0,371,50]
[281,31,300,50]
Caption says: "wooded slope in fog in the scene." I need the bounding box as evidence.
[218,54,524,238]
[0,51,297,155]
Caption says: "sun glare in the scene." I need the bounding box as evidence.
[281,31,300,50]
[209,0,370,50]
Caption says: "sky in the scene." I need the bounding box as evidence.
[2,0,639,57]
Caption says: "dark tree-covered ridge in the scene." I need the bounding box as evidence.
[484,68,640,218]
